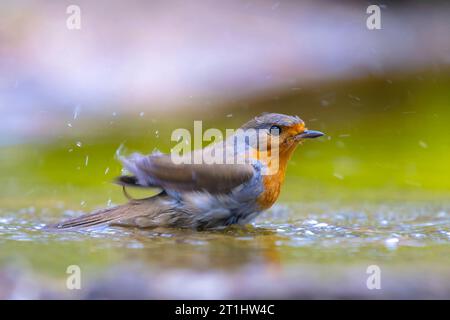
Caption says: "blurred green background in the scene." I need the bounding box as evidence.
[2,71,449,209]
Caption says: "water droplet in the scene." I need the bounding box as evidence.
[418,140,428,149]
[313,223,328,228]
[385,237,399,250]
[333,173,344,180]
[115,143,125,157]
[73,105,80,119]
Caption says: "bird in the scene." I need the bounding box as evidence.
[48,113,324,230]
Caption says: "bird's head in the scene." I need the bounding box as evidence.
[241,113,324,157]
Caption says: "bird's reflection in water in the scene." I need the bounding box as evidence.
[117,224,284,271]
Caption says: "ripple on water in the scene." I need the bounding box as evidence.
[255,203,450,250]
[0,203,449,252]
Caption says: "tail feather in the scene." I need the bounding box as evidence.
[45,192,170,231]
[45,204,135,230]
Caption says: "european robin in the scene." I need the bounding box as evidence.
[50,113,324,230]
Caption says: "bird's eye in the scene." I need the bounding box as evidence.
[269,125,282,135]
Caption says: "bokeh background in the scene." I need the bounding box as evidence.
[0,0,449,299]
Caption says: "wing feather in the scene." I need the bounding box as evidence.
[118,153,254,194]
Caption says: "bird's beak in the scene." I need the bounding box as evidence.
[297,130,325,139]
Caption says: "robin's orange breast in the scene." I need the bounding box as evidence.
[256,152,291,210]
[257,174,284,210]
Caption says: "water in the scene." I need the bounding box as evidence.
[1,73,449,298]
[1,199,449,298]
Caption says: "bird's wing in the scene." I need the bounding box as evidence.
[116,153,255,194]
